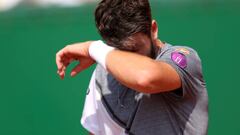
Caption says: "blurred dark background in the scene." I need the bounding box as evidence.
[0,0,239,134]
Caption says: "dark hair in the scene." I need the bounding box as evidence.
[95,0,152,50]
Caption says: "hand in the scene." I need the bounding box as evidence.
[56,41,95,79]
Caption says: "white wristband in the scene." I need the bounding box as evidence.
[89,40,115,69]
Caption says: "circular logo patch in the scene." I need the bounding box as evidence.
[171,52,187,69]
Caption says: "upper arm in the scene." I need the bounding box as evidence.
[155,46,204,97]
[137,60,181,94]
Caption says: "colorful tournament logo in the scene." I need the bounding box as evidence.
[175,48,190,55]
[171,49,188,69]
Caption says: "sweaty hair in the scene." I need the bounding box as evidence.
[95,0,152,51]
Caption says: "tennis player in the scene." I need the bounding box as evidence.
[56,0,208,135]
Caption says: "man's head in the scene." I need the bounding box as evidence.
[95,0,159,57]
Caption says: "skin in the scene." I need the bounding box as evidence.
[56,20,181,135]
[56,20,181,94]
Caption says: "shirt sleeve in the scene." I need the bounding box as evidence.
[156,46,205,98]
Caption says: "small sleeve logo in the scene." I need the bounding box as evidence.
[175,48,190,55]
[86,88,90,95]
[171,51,187,69]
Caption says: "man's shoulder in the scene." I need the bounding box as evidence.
[163,43,198,54]
[156,43,203,75]
[158,43,200,61]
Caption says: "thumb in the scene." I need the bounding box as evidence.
[70,59,93,77]
[70,63,85,77]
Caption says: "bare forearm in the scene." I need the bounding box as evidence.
[106,50,180,93]
[86,40,181,93]
[106,50,154,91]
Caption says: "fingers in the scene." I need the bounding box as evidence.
[56,46,75,79]
[56,50,64,79]
[70,63,85,77]
[56,42,94,79]
[70,59,94,77]
[56,49,64,71]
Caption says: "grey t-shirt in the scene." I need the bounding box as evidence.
[94,43,208,135]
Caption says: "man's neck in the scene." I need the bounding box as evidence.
[151,39,164,58]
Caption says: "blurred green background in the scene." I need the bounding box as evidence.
[0,0,239,135]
